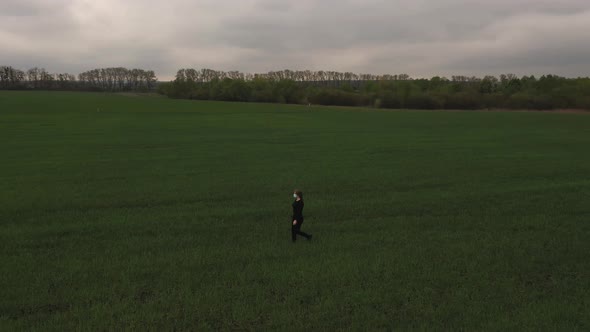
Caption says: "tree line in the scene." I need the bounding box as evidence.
[0,66,157,91]
[3,65,589,110]
[160,68,590,110]
[174,68,410,86]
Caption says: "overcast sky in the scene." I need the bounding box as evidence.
[2,0,590,80]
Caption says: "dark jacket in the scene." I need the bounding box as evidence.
[292,200,304,221]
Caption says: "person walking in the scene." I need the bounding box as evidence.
[292,189,312,242]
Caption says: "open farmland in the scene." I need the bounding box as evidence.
[1,91,589,330]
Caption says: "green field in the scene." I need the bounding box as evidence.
[1,91,589,330]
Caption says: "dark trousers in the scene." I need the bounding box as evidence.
[292,219,311,242]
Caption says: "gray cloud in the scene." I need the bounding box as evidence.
[1,0,590,80]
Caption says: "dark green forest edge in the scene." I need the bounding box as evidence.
[2,65,590,110]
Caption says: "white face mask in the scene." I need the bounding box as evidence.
[293,194,298,198]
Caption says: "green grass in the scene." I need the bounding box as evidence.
[1,91,589,330]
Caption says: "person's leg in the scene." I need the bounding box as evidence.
[291,224,297,242]
[294,221,311,239]
[297,230,311,239]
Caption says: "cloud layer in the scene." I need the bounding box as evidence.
[2,0,590,79]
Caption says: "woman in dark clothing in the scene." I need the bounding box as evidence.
[292,189,312,242]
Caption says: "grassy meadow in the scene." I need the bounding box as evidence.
[1,91,589,330]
